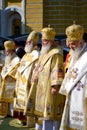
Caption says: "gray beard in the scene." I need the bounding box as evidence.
[40,44,51,55]
[24,44,33,53]
[5,53,16,66]
[71,47,82,62]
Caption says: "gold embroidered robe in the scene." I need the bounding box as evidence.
[14,50,39,113]
[0,56,20,116]
[26,48,65,121]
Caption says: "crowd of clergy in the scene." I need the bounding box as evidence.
[0,23,87,130]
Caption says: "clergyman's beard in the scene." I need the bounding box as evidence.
[24,44,33,53]
[40,44,51,55]
[5,54,14,65]
[72,47,82,61]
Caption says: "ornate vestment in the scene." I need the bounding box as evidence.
[0,56,20,116]
[64,49,72,74]
[14,50,39,113]
[59,43,87,130]
[26,48,65,121]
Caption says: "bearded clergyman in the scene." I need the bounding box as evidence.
[11,31,40,128]
[26,27,65,130]
[0,40,20,118]
[59,23,87,130]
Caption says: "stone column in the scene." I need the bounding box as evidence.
[21,0,25,34]
[1,0,5,36]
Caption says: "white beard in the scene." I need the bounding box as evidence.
[24,44,33,53]
[71,47,82,62]
[5,54,15,65]
[40,44,51,55]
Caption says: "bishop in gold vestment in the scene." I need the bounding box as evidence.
[0,40,20,117]
[26,27,65,130]
[13,31,40,127]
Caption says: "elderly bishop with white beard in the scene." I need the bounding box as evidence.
[0,40,20,118]
[26,27,65,130]
[59,23,87,130]
[12,31,40,128]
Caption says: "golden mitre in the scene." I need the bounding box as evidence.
[41,25,56,41]
[27,31,39,43]
[66,22,84,42]
[4,40,15,51]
